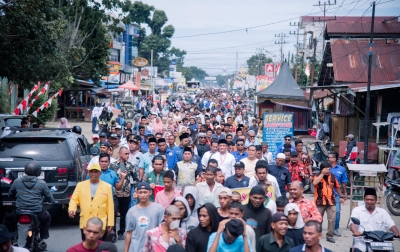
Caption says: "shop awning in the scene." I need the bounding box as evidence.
[273,101,311,110]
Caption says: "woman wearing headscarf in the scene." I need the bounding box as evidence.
[173,110,181,123]
[58,117,70,128]
[152,116,164,134]
[284,203,305,246]
[185,203,219,252]
[167,118,175,132]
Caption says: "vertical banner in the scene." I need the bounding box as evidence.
[135,72,141,90]
[263,113,294,159]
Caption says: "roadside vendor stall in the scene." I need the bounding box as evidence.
[347,163,387,214]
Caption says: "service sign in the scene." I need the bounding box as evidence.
[263,112,294,159]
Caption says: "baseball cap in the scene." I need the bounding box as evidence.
[198,132,206,137]
[89,164,101,171]
[109,133,119,139]
[218,187,232,197]
[225,219,244,238]
[215,125,221,129]
[115,125,122,129]
[345,134,354,139]
[128,138,139,144]
[272,212,289,223]
[290,151,299,157]
[92,134,99,139]
[100,141,111,148]
[234,161,245,168]
[99,132,107,137]
[137,182,152,191]
[0,224,14,243]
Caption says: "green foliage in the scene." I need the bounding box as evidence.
[28,92,59,124]
[291,58,321,86]
[178,66,208,81]
[246,54,273,76]
[0,87,10,114]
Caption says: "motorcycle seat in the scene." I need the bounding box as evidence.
[363,231,394,242]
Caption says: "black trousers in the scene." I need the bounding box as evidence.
[4,209,51,239]
[113,196,130,235]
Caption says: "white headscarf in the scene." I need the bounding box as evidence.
[284,203,305,229]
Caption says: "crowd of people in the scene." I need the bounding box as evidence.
[3,89,399,252]
[65,88,399,252]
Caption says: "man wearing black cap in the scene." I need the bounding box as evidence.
[174,147,200,189]
[88,141,116,167]
[157,138,178,170]
[212,139,236,178]
[288,152,309,186]
[257,212,294,252]
[243,186,272,240]
[350,187,399,252]
[224,161,250,189]
[138,137,159,181]
[127,135,142,166]
[0,224,29,252]
[207,219,251,252]
[125,182,164,252]
[109,133,122,160]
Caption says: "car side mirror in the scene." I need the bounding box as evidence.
[351,217,360,225]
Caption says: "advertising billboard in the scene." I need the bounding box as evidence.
[263,113,294,159]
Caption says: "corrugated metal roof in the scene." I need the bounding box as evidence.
[331,39,400,83]
[326,22,400,35]
[301,16,399,23]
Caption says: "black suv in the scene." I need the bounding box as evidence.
[0,128,91,209]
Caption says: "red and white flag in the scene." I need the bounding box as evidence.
[305,63,310,77]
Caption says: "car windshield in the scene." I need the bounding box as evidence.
[0,138,73,161]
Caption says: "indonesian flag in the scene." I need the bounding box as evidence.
[154,185,165,199]
[275,63,281,75]
[305,63,310,77]
[20,99,28,111]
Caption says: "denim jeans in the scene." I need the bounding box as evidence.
[335,196,341,230]
[92,117,98,133]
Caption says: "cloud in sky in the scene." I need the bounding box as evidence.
[142,0,399,75]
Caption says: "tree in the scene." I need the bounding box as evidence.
[27,92,58,124]
[246,54,273,76]
[291,58,320,86]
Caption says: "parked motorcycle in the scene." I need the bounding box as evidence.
[385,179,400,216]
[351,217,396,252]
[13,210,47,252]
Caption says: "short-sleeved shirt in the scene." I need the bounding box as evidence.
[125,202,165,252]
[154,189,182,209]
[143,223,187,252]
[66,241,103,252]
[224,175,250,189]
[87,168,119,193]
[109,160,138,197]
[231,151,248,162]
[256,232,293,252]
[330,164,348,196]
[268,165,292,196]
[289,197,322,223]
[138,151,159,174]
[207,232,253,252]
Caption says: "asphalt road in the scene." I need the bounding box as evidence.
[44,120,400,252]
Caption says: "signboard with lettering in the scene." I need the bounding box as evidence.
[263,112,294,159]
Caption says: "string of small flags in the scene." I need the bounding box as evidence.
[32,89,63,117]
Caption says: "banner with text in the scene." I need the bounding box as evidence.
[263,113,294,159]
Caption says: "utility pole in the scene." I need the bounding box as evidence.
[364,1,375,164]
[150,49,153,96]
[255,48,265,76]
[289,23,306,81]
[235,51,238,79]
[309,38,317,86]
[312,1,337,53]
[275,33,288,63]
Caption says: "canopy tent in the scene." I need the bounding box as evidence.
[119,80,139,91]
[257,62,306,100]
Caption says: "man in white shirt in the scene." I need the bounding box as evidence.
[201,140,219,169]
[241,145,259,178]
[350,188,400,252]
[211,139,236,178]
[127,136,142,166]
[249,160,281,200]
[261,142,273,164]
[195,166,224,206]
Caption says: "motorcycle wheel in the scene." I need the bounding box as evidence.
[386,192,400,216]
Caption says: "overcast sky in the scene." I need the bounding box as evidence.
[143,0,399,75]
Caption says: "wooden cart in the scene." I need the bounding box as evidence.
[347,164,387,214]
